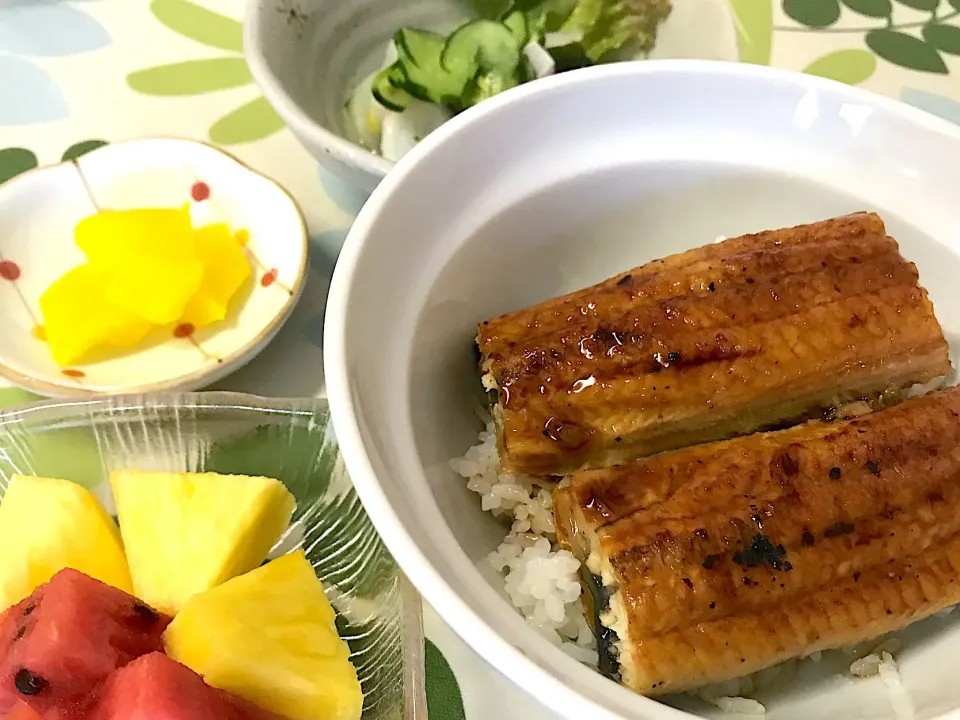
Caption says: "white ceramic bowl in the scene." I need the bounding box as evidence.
[0,138,307,397]
[244,0,738,193]
[325,61,960,720]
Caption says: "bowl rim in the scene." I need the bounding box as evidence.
[0,137,310,399]
[325,59,960,720]
[243,0,394,181]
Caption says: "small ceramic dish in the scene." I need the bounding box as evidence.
[0,138,308,398]
[244,0,739,192]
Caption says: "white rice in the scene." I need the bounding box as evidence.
[453,422,595,663]
[713,697,766,715]
[452,423,948,714]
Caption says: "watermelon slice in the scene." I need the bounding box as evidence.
[92,652,284,720]
[5,701,43,720]
[0,568,171,719]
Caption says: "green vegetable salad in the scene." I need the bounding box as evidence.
[347,0,671,162]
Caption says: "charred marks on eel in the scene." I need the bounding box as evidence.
[733,533,793,572]
[824,521,856,539]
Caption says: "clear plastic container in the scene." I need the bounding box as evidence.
[0,392,426,720]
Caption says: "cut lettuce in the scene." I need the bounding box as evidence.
[558,0,671,62]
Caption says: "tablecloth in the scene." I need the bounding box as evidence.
[2,1,960,717]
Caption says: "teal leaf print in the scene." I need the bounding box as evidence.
[0,148,38,184]
[0,57,67,125]
[319,168,371,218]
[127,58,252,96]
[803,48,877,83]
[901,87,960,125]
[150,0,243,52]
[730,0,774,64]
[0,3,110,56]
[783,0,841,28]
[208,96,285,145]
[840,0,893,18]
[128,0,283,145]
[922,23,960,55]
[866,29,948,73]
[61,140,109,163]
[425,639,466,720]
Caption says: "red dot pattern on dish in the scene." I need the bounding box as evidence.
[62,369,85,378]
[261,269,278,287]
[191,182,210,202]
[0,261,21,281]
[174,323,196,339]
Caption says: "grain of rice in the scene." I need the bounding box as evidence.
[713,697,766,715]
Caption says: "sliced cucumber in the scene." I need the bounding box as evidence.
[395,28,446,70]
[441,20,522,86]
[394,28,468,105]
[371,64,412,112]
[503,10,528,48]
[462,70,520,107]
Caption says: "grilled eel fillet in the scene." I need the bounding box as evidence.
[553,387,960,695]
[476,212,951,477]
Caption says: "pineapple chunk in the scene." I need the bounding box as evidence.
[111,471,294,616]
[0,475,132,612]
[164,552,362,720]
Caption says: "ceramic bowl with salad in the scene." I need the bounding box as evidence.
[245,0,737,190]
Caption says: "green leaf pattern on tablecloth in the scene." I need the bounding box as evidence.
[127,0,283,145]
[209,97,287,145]
[730,0,774,63]
[0,139,109,184]
[923,22,960,53]
[128,57,253,95]
[0,388,40,409]
[866,27,950,71]
[149,0,244,52]
[843,0,894,18]
[778,0,960,76]
[783,0,842,28]
[61,140,109,163]
[0,147,38,184]
[426,639,467,720]
[803,48,878,82]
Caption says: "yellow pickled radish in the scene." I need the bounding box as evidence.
[39,264,153,366]
[74,207,204,324]
[178,223,251,329]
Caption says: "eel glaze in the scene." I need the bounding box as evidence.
[476,212,951,477]
[554,387,960,694]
